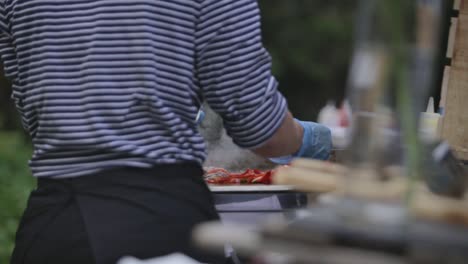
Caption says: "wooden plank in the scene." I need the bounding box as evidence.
[460,0,468,15]
[440,6,468,160]
[454,147,468,160]
[446,18,458,59]
[274,166,338,193]
[452,15,468,68]
[440,67,468,160]
[454,0,461,11]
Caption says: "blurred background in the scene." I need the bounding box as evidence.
[0,0,451,262]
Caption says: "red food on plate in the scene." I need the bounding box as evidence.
[204,167,274,185]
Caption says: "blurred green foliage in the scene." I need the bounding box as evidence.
[259,0,355,119]
[0,133,35,263]
[0,1,356,262]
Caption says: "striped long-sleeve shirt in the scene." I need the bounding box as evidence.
[0,0,287,178]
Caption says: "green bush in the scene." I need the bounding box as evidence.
[0,133,35,263]
[258,0,355,119]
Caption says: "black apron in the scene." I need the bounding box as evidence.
[11,164,226,264]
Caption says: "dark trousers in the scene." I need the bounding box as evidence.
[11,164,225,264]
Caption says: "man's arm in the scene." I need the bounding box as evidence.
[195,0,303,157]
[252,111,303,157]
[0,1,18,81]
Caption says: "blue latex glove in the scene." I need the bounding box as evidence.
[269,120,332,164]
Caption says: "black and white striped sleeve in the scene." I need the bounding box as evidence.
[195,0,288,149]
[0,1,17,81]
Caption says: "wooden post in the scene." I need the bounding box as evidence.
[440,0,468,160]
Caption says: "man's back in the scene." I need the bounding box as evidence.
[0,0,207,178]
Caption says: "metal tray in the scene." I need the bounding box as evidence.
[208,184,296,193]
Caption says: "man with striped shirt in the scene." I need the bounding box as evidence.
[0,0,332,263]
